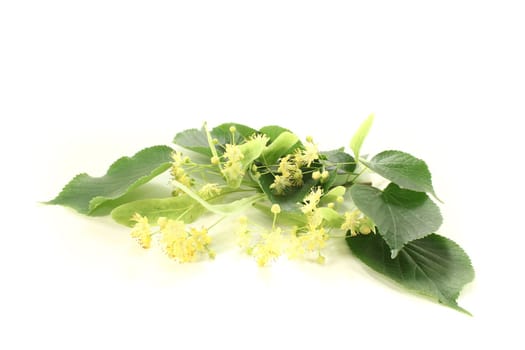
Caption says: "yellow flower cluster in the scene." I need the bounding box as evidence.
[296,187,329,263]
[221,143,245,186]
[252,227,284,267]
[171,151,193,195]
[341,209,375,236]
[297,136,320,167]
[236,188,330,266]
[270,137,320,195]
[198,183,221,200]
[130,214,214,263]
[270,155,304,194]
[130,213,152,249]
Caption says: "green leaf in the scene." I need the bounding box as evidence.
[350,114,374,160]
[47,146,173,215]
[347,233,474,314]
[363,150,437,198]
[173,127,211,156]
[111,195,205,227]
[350,183,442,257]
[260,131,300,165]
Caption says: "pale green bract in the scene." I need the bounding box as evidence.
[350,113,374,161]
[47,117,474,314]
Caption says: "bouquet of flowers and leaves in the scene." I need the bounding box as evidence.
[47,115,474,313]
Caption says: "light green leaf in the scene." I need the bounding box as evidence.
[111,195,205,227]
[172,179,265,215]
[350,114,374,160]
[350,183,442,257]
[47,146,173,215]
[347,233,474,314]
[261,131,300,165]
[363,150,437,198]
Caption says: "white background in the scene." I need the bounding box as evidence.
[1,1,524,349]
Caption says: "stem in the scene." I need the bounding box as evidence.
[208,216,227,230]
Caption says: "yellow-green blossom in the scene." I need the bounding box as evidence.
[286,232,306,259]
[270,155,304,194]
[341,210,375,236]
[130,213,152,249]
[301,137,319,167]
[198,183,221,200]
[221,144,245,186]
[252,227,284,267]
[171,151,193,195]
[157,217,213,263]
[300,226,328,252]
[301,187,323,214]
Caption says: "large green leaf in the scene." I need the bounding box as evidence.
[111,195,205,227]
[347,233,474,314]
[350,114,374,160]
[350,183,442,257]
[47,146,173,215]
[363,150,437,197]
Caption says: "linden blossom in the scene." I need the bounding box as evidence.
[48,116,474,313]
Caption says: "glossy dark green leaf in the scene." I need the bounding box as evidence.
[347,233,474,314]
